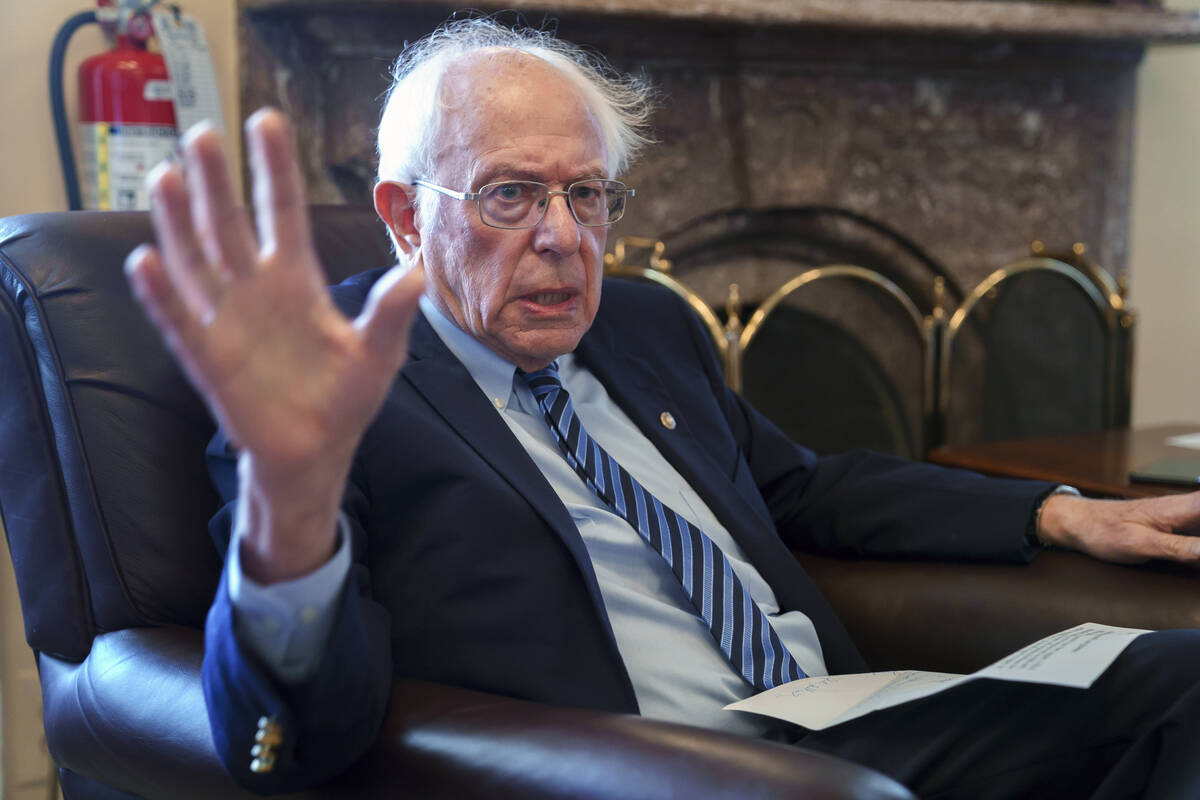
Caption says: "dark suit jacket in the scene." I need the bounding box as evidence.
[202,273,1053,792]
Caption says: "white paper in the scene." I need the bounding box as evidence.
[1166,432,1200,451]
[726,623,1148,731]
[152,9,226,134]
[972,622,1147,688]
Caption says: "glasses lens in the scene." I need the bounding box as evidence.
[477,180,628,228]
[569,180,625,226]
[479,181,546,228]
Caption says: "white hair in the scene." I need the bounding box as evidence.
[376,18,656,202]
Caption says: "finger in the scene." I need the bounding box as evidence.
[181,122,257,278]
[245,108,315,261]
[125,244,205,366]
[1136,529,1200,563]
[1137,490,1200,532]
[356,264,425,367]
[147,158,221,317]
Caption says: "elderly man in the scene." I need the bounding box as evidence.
[126,19,1200,799]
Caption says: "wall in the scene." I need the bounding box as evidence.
[1130,0,1200,427]
[0,3,238,797]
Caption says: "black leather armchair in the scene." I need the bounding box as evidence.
[1,208,1196,800]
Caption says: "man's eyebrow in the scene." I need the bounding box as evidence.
[473,163,609,187]
[476,166,542,184]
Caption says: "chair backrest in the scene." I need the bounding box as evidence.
[0,207,393,661]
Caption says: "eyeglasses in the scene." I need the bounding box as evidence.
[413,179,634,229]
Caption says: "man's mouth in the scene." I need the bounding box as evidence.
[523,291,574,307]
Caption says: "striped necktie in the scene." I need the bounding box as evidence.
[521,362,805,691]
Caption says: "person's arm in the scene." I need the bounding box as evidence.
[662,288,1051,561]
[126,112,421,588]
[669,286,1200,566]
[127,109,423,791]
[227,514,351,683]
[734,367,1200,566]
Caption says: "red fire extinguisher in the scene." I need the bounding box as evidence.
[52,0,180,211]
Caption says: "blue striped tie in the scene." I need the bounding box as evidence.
[522,363,805,690]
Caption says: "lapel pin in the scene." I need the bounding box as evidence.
[660,412,676,430]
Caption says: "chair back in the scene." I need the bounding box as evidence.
[0,207,393,661]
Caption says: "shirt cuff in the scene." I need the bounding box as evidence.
[227,513,352,683]
[1026,484,1082,549]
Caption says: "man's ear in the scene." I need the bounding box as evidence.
[374,181,422,257]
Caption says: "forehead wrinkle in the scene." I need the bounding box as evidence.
[470,150,609,186]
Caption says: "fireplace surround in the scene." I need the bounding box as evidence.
[236,0,1199,452]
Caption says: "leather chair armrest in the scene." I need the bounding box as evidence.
[334,680,914,800]
[39,628,275,800]
[39,628,913,800]
[800,549,1200,673]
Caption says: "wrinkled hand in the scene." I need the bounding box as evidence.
[125,109,424,582]
[1038,490,1200,565]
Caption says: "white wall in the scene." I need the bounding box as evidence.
[0,4,239,796]
[1129,0,1200,426]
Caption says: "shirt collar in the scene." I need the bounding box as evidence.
[419,294,574,412]
[419,294,517,409]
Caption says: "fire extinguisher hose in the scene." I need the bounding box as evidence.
[50,11,99,211]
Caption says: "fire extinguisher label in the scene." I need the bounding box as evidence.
[79,123,178,211]
[143,80,175,103]
[151,9,226,135]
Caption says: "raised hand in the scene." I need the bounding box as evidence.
[125,109,424,582]
[1037,490,1200,565]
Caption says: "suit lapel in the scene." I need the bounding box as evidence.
[402,315,621,643]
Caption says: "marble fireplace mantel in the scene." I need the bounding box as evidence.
[242,0,1200,44]
[237,0,1199,446]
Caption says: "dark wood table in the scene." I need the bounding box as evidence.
[927,423,1200,498]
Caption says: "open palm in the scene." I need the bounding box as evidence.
[126,109,423,579]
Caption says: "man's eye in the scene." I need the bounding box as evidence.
[572,185,597,200]
[493,183,531,202]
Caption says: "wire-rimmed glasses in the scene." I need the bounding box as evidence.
[413,179,634,229]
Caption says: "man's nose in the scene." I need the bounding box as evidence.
[532,191,581,255]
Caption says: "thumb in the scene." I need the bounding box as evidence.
[356,263,425,367]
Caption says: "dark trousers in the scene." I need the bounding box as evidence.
[797,629,1200,799]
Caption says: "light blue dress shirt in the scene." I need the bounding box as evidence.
[230,295,830,736]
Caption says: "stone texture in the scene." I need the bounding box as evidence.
[238,3,1154,448]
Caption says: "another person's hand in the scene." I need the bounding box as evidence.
[1037,490,1200,565]
[125,109,424,583]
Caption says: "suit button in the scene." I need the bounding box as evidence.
[255,726,283,747]
[660,412,676,430]
[251,717,283,773]
[250,755,276,774]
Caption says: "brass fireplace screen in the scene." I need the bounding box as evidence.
[605,236,1133,459]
